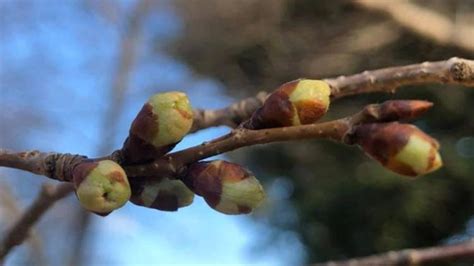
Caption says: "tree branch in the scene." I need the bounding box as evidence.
[0,150,85,182]
[326,57,474,99]
[1,98,428,181]
[125,100,427,178]
[2,58,472,178]
[190,92,268,132]
[353,0,474,52]
[189,57,474,132]
[314,239,474,266]
[0,149,122,181]
[0,183,73,261]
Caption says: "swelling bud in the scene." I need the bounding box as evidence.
[183,160,265,215]
[351,122,442,177]
[73,160,131,215]
[130,178,194,211]
[123,91,193,163]
[247,79,330,129]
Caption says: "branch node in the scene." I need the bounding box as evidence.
[450,60,473,83]
[44,153,87,182]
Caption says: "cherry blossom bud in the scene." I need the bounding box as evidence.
[183,160,265,215]
[73,160,131,215]
[362,100,433,122]
[130,178,194,211]
[351,122,442,177]
[247,79,330,129]
[123,91,193,163]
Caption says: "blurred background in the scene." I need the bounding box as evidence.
[0,0,473,265]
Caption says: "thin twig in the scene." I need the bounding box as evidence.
[354,0,474,52]
[190,92,269,132]
[0,183,46,265]
[327,57,474,98]
[314,239,474,266]
[0,183,73,261]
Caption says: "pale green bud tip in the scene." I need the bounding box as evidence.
[289,79,331,125]
[184,160,265,215]
[353,123,443,177]
[248,79,331,129]
[148,91,193,147]
[217,171,265,214]
[73,160,131,214]
[390,134,443,176]
[130,178,194,211]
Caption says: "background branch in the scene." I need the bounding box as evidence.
[0,183,73,262]
[315,239,474,266]
[68,1,153,265]
[0,183,45,265]
[354,0,474,52]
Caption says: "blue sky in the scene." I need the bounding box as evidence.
[0,1,304,265]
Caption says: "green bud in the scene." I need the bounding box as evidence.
[289,79,331,125]
[183,160,265,215]
[73,160,131,214]
[123,91,193,162]
[352,123,443,177]
[146,92,194,147]
[247,79,330,129]
[130,178,194,211]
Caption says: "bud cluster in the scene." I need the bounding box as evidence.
[183,160,265,215]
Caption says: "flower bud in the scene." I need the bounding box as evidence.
[381,100,433,121]
[73,160,131,214]
[123,91,193,163]
[130,178,194,211]
[247,79,330,129]
[351,122,442,177]
[367,100,433,122]
[183,160,265,215]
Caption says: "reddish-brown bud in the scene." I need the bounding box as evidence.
[183,160,265,215]
[73,160,131,215]
[247,79,330,129]
[123,92,193,163]
[362,100,433,122]
[351,122,442,177]
[130,178,194,211]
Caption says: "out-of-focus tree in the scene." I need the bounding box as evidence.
[168,0,474,262]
